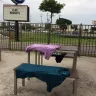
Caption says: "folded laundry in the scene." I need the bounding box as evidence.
[16,63,70,92]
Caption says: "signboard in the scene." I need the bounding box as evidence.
[11,0,25,4]
[3,5,29,22]
[92,20,96,25]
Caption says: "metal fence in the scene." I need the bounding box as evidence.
[0,22,96,57]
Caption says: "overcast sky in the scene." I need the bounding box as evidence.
[0,0,96,24]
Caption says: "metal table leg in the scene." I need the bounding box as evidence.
[38,52,40,65]
[41,53,43,65]
[14,70,17,95]
[28,52,30,80]
[35,51,37,65]
[28,52,30,64]
[72,51,77,71]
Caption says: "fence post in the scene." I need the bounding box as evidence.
[47,23,51,44]
[8,22,11,50]
[78,24,82,56]
[19,23,22,50]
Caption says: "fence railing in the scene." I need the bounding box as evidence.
[0,22,96,57]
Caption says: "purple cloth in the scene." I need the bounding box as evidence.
[26,44,61,60]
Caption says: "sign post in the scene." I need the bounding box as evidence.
[15,3,19,41]
[15,20,19,41]
[3,0,29,41]
[11,0,25,41]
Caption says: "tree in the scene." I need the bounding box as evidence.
[56,18,72,30]
[56,18,72,25]
[71,25,78,31]
[39,0,65,23]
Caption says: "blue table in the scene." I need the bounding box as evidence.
[14,63,70,95]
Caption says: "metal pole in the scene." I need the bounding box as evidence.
[28,52,30,64]
[15,3,19,41]
[14,70,17,95]
[40,13,43,23]
[8,22,11,49]
[59,14,61,19]
[72,51,78,71]
[27,52,30,80]
[78,24,82,56]
[15,21,19,41]
[35,51,37,64]
[47,13,49,23]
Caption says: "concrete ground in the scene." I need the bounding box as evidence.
[0,50,96,96]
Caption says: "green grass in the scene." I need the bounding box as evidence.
[11,32,96,45]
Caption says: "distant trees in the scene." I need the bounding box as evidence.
[56,18,72,25]
[71,25,78,31]
[56,18,72,30]
[39,0,65,23]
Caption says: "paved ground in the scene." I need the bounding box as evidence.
[0,51,96,96]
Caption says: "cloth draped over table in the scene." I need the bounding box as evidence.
[16,63,70,92]
[25,44,66,63]
[26,44,61,60]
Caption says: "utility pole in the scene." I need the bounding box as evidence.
[59,14,61,19]
[46,13,49,23]
[15,3,19,41]
[40,13,43,24]
[46,13,50,24]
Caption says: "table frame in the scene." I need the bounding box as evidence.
[27,50,78,95]
[14,50,78,96]
[28,50,78,72]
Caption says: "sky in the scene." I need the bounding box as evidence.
[0,0,96,24]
